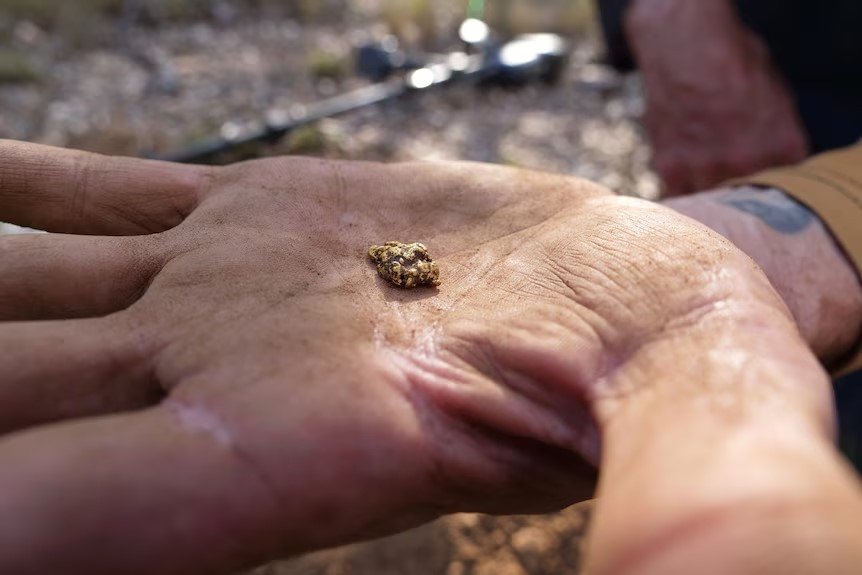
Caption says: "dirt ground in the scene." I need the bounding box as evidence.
[0,2,650,573]
[256,504,594,575]
[4,4,862,574]
[0,2,654,197]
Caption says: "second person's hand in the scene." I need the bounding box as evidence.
[626,0,808,196]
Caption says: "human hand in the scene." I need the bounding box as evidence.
[626,0,808,196]
[665,186,862,366]
[1,141,859,574]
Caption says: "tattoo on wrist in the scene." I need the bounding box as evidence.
[718,186,815,234]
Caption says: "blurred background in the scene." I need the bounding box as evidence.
[0,1,644,573]
[0,0,655,197]
[3,2,862,574]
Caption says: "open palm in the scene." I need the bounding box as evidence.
[1,141,855,575]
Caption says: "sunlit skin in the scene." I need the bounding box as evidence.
[666,187,862,365]
[0,140,860,574]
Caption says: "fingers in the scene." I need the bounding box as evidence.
[0,233,162,321]
[764,128,808,167]
[653,128,809,197]
[0,139,213,235]
[0,317,162,433]
[656,153,751,197]
[655,150,741,197]
[0,406,281,575]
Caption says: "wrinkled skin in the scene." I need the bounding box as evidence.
[0,141,860,575]
[666,187,862,365]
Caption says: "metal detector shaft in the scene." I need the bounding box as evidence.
[159,22,569,164]
[161,55,487,164]
[164,82,402,164]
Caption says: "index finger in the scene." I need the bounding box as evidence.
[0,140,214,235]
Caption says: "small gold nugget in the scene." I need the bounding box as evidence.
[368,241,441,288]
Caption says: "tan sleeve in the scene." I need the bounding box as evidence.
[734,144,862,377]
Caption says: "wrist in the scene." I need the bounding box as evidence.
[665,187,862,364]
[590,312,855,575]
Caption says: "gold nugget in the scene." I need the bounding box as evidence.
[368,241,441,288]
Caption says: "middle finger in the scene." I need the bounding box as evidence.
[0,233,162,321]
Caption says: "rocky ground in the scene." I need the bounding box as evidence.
[262,504,594,575]
[0,3,652,573]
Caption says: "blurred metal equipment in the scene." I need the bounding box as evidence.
[161,20,569,164]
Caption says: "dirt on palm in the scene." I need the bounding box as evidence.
[0,2,652,573]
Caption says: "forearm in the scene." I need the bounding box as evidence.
[589,312,862,574]
[665,187,862,365]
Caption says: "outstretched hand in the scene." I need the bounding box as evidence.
[0,141,859,575]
